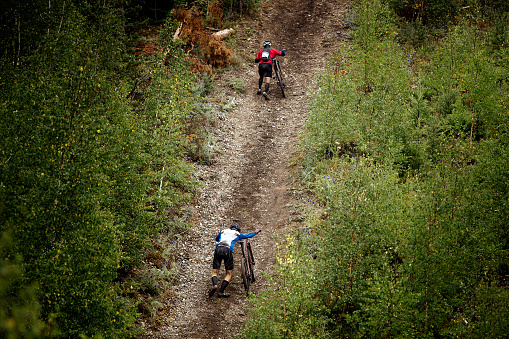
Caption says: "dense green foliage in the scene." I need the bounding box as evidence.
[0,0,214,337]
[243,0,509,337]
[387,0,509,26]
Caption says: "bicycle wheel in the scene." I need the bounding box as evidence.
[241,256,250,295]
[249,258,255,283]
[274,61,286,98]
[247,243,255,282]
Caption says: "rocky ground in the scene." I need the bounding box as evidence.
[143,0,350,337]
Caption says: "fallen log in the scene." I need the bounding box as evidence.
[212,28,234,41]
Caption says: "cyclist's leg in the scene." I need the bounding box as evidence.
[258,65,265,94]
[263,77,271,99]
[219,251,234,297]
[208,269,219,297]
[264,64,273,92]
[219,270,232,293]
[212,246,223,274]
[211,269,219,283]
[212,247,228,279]
[258,64,272,96]
[265,64,272,93]
[224,269,233,282]
[209,248,223,296]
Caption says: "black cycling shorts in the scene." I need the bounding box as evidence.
[213,246,234,271]
[258,63,273,78]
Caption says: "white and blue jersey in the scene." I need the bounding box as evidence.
[215,229,258,251]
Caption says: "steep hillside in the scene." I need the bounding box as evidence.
[143,0,351,337]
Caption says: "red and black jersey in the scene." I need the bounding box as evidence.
[255,48,283,65]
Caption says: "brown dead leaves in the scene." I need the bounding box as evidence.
[173,4,233,74]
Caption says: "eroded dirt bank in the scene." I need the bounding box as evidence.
[144,0,350,337]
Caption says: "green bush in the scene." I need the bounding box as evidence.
[0,229,45,338]
[0,0,207,336]
[303,0,414,176]
[243,0,509,337]
[387,0,460,26]
[227,77,246,93]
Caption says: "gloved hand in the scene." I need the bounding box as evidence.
[282,49,287,56]
[256,229,262,233]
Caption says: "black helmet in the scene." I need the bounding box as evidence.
[263,41,272,48]
[230,223,241,232]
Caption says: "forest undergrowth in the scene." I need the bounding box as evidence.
[2,0,508,337]
[0,0,249,337]
[242,0,509,338]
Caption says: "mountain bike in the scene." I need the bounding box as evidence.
[272,56,286,98]
[239,238,256,295]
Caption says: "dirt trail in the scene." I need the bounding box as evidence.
[144,0,349,337]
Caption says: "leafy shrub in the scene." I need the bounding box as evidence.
[303,0,413,175]
[0,230,45,338]
[387,0,460,26]
[244,0,509,337]
[0,0,210,336]
[227,76,246,93]
[220,0,260,16]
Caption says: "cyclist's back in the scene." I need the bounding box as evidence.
[255,41,286,100]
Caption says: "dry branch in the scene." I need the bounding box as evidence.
[173,22,183,41]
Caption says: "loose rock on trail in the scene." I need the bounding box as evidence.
[144,0,350,337]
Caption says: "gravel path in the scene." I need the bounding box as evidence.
[143,0,350,337]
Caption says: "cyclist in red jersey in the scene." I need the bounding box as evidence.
[255,41,286,100]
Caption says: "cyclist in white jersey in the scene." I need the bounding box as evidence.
[209,223,261,298]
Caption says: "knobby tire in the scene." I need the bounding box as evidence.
[274,61,285,98]
[247,243,256,282]
[241,256,250,295]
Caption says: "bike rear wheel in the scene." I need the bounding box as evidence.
[274,61,286,98]
[241,256,250,295]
